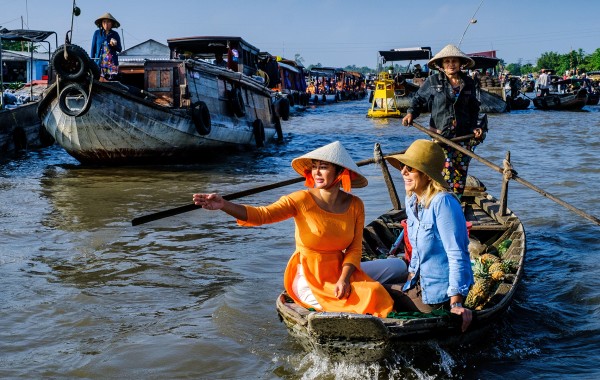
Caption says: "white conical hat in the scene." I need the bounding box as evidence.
[428,44,475,70]
[291,141,368,188]
[95,12,120,29]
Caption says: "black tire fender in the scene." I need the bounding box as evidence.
[277,97,290,121]
[58,82,91,117]
[229,87,246,117]
[12,127,27,150]
[191,101,211,135]
[51,44,88,81]
[252,119,265,147]
[274,117,283,142]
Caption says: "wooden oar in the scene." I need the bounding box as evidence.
[518,90,535,100]
[411,121,600,226]
[131,135,476,226]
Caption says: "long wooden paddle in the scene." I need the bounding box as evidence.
[411,121,600,226]
[131,134,475,226]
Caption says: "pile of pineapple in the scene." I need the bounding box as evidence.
[465,239,517,310]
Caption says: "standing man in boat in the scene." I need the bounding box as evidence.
[401,44,483,197]
[91,12,122,81]
[192,142,394,317]
[536,69,550,97]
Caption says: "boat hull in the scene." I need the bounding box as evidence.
[533,89,588,110]
[1,101,54,155]
[38,59,280,164]
[478,88,508,113]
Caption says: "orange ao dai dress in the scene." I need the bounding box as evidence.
[237,190,393,317]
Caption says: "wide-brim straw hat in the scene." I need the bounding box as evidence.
[427,44,475,70]
[385,139,448,189]
[95,12,120,29]
[291,141,368,188]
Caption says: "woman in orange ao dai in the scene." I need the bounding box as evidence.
[193,141,393,316]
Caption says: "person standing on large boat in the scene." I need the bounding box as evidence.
[401,44,483,197]
[90,12,122,81]
[536,69,550,97]
[385,139,475,332]
[192,141,394,317]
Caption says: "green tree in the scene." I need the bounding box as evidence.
[536,51,562,72]
[294,53,305,66]
[0,40,38,52]
[586,48,600,71]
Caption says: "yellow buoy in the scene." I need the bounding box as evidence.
[367,72,402,118]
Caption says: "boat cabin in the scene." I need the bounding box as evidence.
[167,36,261,77]
[377,47,432,85]
[0,28,57,109]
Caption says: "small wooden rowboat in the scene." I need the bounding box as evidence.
[276,177,525,362]
[533,88,588,111]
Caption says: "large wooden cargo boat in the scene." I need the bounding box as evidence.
[38,36,284,164]
[276,176,525,362]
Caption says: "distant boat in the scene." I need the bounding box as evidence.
[38,36,284,165]
[533,87,588,111]
[258,53,309,116]
[0,28,56,154]
[374,47,432,112]
[306,67,366,105]
[467,52,508,113]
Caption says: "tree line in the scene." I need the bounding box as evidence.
[504,48,600,76]
[301,48,600,77]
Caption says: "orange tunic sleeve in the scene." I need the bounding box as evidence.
[236,194,298,227]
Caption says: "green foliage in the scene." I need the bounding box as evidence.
[587,48,600,70]
[505,62,522,76]
[1,40,39,52]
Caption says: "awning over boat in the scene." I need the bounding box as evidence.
[378,47,432,62]
[167,36,260,56]
[0,28,56,43]
[469,55,501,70]
[278,61,300,74]
[467,50,497,58]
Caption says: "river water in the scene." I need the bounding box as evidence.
[1,99,599,379]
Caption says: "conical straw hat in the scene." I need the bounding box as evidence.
[428,44,475,70]
[95,12,120,29]
[291,141,368,188]
[385,139,448,188]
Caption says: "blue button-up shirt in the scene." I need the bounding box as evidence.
[402,192,474,304]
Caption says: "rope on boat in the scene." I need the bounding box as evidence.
[502,159,516,180]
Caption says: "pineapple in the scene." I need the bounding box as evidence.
[466,260,494,310]
[465,277,494,310]
[480,253,500,266]
[501,259,517,274]
[488,262,505,281]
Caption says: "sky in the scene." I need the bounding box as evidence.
[2,0,599,68]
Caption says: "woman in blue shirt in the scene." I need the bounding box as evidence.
[90,12,122,80]
[386,139,474,332]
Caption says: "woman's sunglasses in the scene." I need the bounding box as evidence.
[399,164,416,173]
